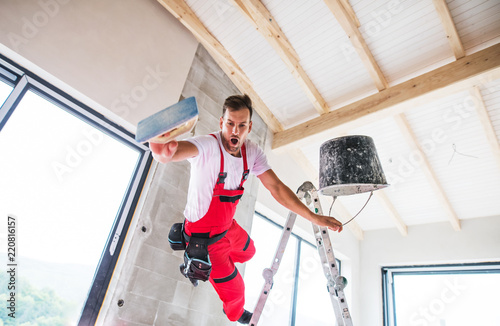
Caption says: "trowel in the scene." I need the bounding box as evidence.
[135,96,198,144]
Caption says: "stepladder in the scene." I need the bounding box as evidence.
[249,181,353,326]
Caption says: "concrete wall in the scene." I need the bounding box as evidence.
[98,44,269,326]
[0,0,198,131]
[359,215,500,326]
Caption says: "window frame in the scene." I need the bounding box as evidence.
[382,262,500,326]
[0,54,153,326]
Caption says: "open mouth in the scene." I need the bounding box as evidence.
[230,137,239,146]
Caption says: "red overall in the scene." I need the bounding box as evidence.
[184,134,256,322]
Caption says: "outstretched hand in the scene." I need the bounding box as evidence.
[312,213,343,232]
[149,137,178,163]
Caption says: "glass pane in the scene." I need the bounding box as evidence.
[244,215,297,325]
[295,242,337,326]
[0,79,13,106]
[0,90,140,325]
[393,272,500,326]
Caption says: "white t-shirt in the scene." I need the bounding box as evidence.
[184,132,271,222]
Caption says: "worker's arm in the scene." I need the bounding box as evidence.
[149,140,199,163]
[258,169,343,232]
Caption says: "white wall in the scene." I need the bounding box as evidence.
[0,0,198,130]
[359,215,500,326]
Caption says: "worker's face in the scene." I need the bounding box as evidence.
[219,108,252,156]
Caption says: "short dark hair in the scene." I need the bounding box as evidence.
[222,94,253,120]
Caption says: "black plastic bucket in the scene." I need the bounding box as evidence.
[318,135,388,196]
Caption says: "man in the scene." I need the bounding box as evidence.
[150,94,343,324]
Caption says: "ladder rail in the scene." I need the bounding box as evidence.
[309,187,353,326]
[311,222,345,326]
[249,181,353,326]
[249,209,299,326]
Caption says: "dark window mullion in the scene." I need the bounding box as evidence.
[289,237,301,326]
[0,75,29,132]
[382,268,397,326]
[382,268,389,326]
[0,66,18,85]
[390,271,397,326]
[0,55,23,83]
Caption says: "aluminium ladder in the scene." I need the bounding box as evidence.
[249,181,353,326]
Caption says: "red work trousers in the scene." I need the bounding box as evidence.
[208,219,255,322]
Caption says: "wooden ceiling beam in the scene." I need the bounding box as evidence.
[374,190,408,236]
[272,43,500,150]
[339,0,360,28]
[231,0,299,61]
[231,0,330,115]
[323,0,388,91]
[394,113,461,231]
[433,0,465,59]
[157,0,284,132]
[157,0,247,84]
[470,86,500,168]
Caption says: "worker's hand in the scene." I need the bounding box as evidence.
[149,139,178,163]
[312,214,343,232]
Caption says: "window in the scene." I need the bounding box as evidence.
[0,55,152,326]
[295,241,338,325]
[382,263,500,326]
[244,212,341,326]
[0,65,16,107]
[0,80,13,105]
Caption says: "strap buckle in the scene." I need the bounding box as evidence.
[217,172,227,184]
[242,169,250,181]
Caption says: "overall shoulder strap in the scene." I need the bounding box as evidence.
[239,143,249,189]
[209,133,226,185]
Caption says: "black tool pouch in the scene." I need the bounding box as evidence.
[168,223,186,251]
[180,237,212,283]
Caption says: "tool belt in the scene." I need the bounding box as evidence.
[168,222,187,251]
[168,222,227,285]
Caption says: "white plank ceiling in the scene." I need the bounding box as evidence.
[158,0,500,238]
